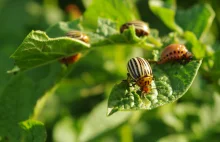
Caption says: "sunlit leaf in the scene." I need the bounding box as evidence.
[107,60,202,116]
[46,19,82,38]
[149,0,183,33]
[96,17,118,37]
[176,4,215,39]
[158,134,188,142]
[53,117,77,142]
[10,30,90,71]
[19,120,46,142]
[184,31,206,58]
[199,93,220,131]
[90,18,162,48]
[82,0,138,29]
[79,100,131,142]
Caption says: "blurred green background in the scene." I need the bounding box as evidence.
[0,0,220,142]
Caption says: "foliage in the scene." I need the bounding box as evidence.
[108,60,202,116]
[0,0,219,142]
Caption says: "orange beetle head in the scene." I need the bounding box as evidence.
[136,76,153,93]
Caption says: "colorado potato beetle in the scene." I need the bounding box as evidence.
[60,31,89,65]
[66,30,90,43]
[60,53,82,65]
[157,44,193,64]
[120,21,150,37]
[127,57,153,97]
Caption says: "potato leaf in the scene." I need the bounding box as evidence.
[107,60,202,116]
[82,0,138,29]
[176,4,215,39]
[79,100,131,142]
[19,120,46,142]
[149,0,183,33]
[10,30,90,71]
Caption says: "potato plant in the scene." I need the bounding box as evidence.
[0,0,219,142]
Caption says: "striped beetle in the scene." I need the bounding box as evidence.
[127,57,153,97]
[66,30,90,43]
[120,21,150,37]
[157,44,193,64]
[60,31,89,66]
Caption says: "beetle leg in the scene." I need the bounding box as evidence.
[180,54,191,65]
[141,92,145,98]
[60,58,69,67]
[180,59,188,65]
[141,89,147,98]
[184,56,192,64]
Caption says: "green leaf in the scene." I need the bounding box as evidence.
[212,46,220,77]
[92,25,144,46]
[0,63,63,141]
[10,18,161,73]
[119,124,133,142]
[0,46,15,94]
[90,18,161,48]
[149,0,183,33]
[79,100,132,142]
[10,18,161,72]
[53,117,77,142]
[19,120,46,142]
[158,134,188,142]
[96,17,118,37]
[199,93,220,131]
[176,4,215,39]
[82,0,138,29]
[193,93,220,141]
[184,31,206,58]
[47,18,119,45]
[213,93,220,124]
[10,30,90,71]
[174,102,199,118]
[107,60,202,116]
[145,29,163,48]
[0,0,40,43]
[46,19,82,38]
[161,112,184,132]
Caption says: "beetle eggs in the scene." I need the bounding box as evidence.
[127,57,153,95]
[157,44,193,64]
[120,21,150,37]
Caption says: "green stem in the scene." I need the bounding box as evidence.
[32,84,59,120]
[32,63,76,120]
[120,124,133,142]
